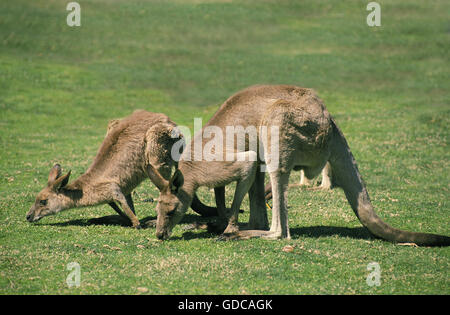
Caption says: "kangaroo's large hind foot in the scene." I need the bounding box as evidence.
[216,229,284,241]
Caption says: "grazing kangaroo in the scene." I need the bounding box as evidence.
[150,85,449,246]
[26,110,217,227]
[147,146,259,240]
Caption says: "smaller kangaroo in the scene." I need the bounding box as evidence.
[147,142,259,240]
[26,110,217,228]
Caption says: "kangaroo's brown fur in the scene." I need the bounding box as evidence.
[150,85,449,245]
[26,110,216,227]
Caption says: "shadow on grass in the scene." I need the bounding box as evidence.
[43,215,374,242]
[176,225,374,241]
[290,225,373,241]
[42,213,211,229]
[42,213,220,240]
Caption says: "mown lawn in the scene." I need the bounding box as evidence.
[0,0,448,294]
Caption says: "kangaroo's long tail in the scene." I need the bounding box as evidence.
[190,194,219,217]
[329,117,450,246]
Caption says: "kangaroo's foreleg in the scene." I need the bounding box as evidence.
[265,170,291,239]
[125,194,136,215]
[113,190,141,229]
[222,179,251,235]
[202,186,228,234]
[108,202,130,221]
[221,153,258,236]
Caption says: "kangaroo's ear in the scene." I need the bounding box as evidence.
[50,170,71,192]
[169,125,184,140]
[169,169,184,193]
[48,164,62,185]
[106,118,121,136]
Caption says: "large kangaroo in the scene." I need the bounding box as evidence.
[26,110,217,227]
[150,85,449,246]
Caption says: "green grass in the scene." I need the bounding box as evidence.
[0,0,449,294]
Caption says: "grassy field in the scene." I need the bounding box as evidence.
[0,0,449,294]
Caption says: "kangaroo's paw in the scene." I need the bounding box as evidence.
[216,233,239,241]
[261,231,284,240]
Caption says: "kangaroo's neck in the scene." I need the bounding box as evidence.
[178,162,199,195]
[60,173,106,208]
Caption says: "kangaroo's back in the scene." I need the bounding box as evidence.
[85,110,176,182]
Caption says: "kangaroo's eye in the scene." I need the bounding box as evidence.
[40,199,48,206]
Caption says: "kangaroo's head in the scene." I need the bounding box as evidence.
[147,164,191,240]
[26,164,71,222]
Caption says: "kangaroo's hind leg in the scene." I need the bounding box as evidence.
[265,170,291,239]
[248,168,269,230]
[228,170,291,240]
